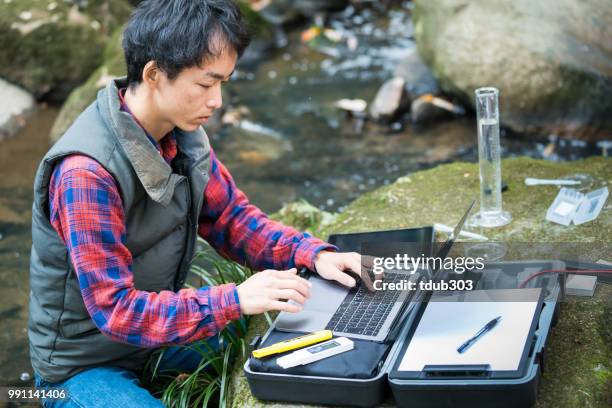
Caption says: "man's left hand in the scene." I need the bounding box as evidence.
[313,251,378,290]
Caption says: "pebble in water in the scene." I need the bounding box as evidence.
[19,11,33,21]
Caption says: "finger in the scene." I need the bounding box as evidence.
[273,268,311,286]
[360,267,376,293]
[270,276,310,297]
[277,269,313,289]
[263,268,297,278]
[270,268,297,277]
[273,289,306,305]
[360,255,375,269]
[346,253,382,290]
[269,268,312,291]
[326,265,357,288]
[343,254,364,279]
[269,300,302,313]
[290,279,312,298]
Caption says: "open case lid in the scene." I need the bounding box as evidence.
[389,285,546,381]
[328,226,435,252]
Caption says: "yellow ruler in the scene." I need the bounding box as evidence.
[252,330,333,359]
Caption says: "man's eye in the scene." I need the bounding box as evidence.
[199,84,212,89]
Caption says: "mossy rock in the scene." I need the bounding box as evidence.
[235,0,276,67]
[50,1,275,142]
[0,0,132,100]
[320,157,611,242]
[270,200,335,236]
[49,26,125,142]
[412,0,612,141]
[229,156,612,407]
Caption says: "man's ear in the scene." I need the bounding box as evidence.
[142,61,160,88]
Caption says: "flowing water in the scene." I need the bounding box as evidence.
[0,107,59,386]
[0,3,606,385]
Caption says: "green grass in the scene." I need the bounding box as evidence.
[141,238,261,408]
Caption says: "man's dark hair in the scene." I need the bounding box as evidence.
[123,0,251,86]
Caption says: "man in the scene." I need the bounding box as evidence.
[29,1,365,406]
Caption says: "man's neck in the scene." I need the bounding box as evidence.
[123,86,173,142]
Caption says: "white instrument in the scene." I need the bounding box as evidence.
[276,337,354,369]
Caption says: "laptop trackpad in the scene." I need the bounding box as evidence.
[275,275,348,333]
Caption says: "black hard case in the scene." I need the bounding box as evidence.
[388,260,563,408]
[244,226,434,407]
[243,228,562,408]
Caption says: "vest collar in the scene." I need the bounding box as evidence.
[98,77,182,206]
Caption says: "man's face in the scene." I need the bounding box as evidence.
[153,49,237,132]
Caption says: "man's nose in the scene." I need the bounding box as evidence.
[206,84,223,110]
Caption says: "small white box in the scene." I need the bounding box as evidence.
[565,274,597,297]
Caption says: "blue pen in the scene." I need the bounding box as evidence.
[457,316,502,354]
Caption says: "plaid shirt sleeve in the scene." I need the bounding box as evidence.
[48,155,241,348]
[198,149,337,271]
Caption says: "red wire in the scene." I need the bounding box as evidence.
[518,269,612,288]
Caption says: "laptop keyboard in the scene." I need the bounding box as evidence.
[325,272,407,337]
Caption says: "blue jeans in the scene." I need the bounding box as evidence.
[34,336,224,407]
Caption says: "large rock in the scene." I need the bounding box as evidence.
[229,156,612,407]
[270,200,335,235]
[49,27,125,142]
[235,1,276,67]
[50,2,275,142]
[0,0,132,100]
[412,0,612,140]
[294,0,349,17]
[393,47,440,100]
[0,78,36,140]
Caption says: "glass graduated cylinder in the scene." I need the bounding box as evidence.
[469,86,511,228]
[478,117,502,220]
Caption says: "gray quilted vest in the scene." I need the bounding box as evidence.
[28,78,211,383]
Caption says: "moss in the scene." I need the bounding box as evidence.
[49,26,125,142]
[236,0,275,42]
[270,200,335,236]
[535,284,612,408]
[50,1,277,142]
[229,156,611,407]
[0,0,131,99]
[319,156,611,242]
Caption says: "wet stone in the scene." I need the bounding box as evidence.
[0,78,36,140]
[393,47,439,100]
[369,77,408,122]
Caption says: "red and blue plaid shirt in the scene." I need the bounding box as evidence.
[48,91,334,348]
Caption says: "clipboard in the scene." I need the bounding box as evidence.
[390,288,545,380]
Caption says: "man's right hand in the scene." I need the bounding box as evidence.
[236,268,312,315]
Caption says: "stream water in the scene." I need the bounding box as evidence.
[0,3,606,386]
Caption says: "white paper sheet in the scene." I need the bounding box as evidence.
[398,288,541,372]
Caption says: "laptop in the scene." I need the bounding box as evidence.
[275,200,476,342]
